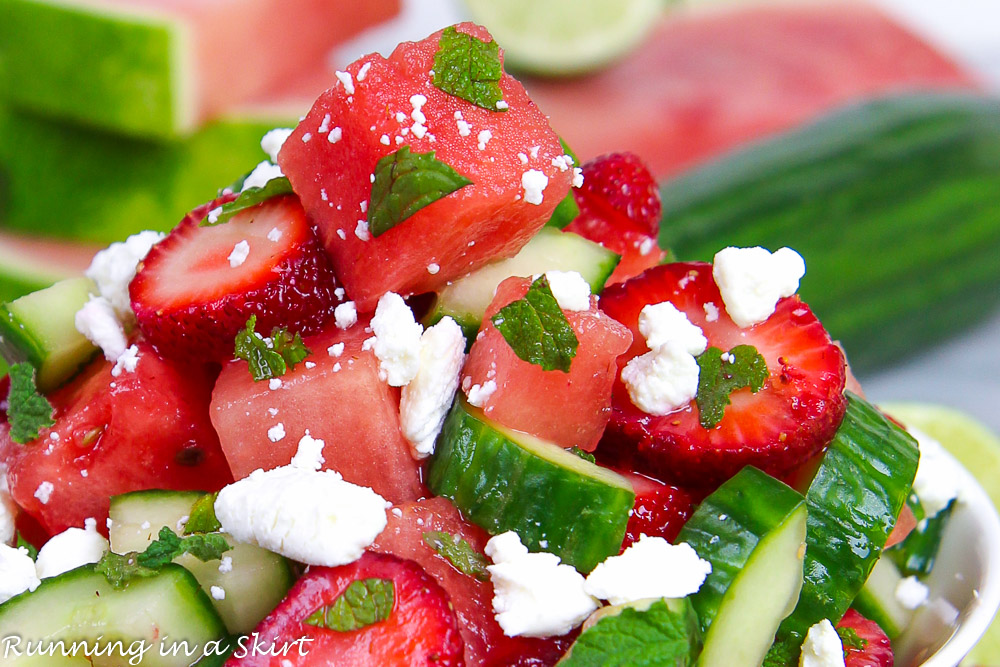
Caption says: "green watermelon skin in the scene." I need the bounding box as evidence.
[279,23,572,312]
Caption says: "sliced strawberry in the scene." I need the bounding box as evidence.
[227,552,465,667]
[618,471,696,550]
[130,195,342,360]
[599,262,847,486]
[564,152,667,284]
[838,608,895,667]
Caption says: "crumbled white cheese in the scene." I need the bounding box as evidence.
[0,466,15,546]
[290,432,326,470]
[261,128,294,162]
[521,170,549,206]
[328,127,343,144]
[799,619,845,667]
[544,271,591,312]
[703,302,720,322]
[301,132,312,143]
[910,426,963,517]
[355,220,371,241]
[466,380,497,408]
[485,531,598,638]
[218,556,233,573]
[638,302,707,354]
[584,536,712,605]
[268,378,282,391]
[713,246,805,328]
[496,100,509,110]
[34,481,54,505]
[267,227,283,242]
[370,292,423,386]
[214,436,387,567]
[267,423,286,443]
[334,302,358,330]
[457,119,472,137]
[335,70,355,95]
[357,61,372,81]
[427,263,440,275]
[895,575,930,610]
[572,168,584,188]
[211,585,226,600]
[85,230,165,321]
[75,295,128,361]
[477,129,493,150]
[228,240,250,268]
[400,318,466,458]
[111,344,140,378]
[241,161,285,192]
[0,545,41,604]
[207,207,223,224]
[35,521,109,579]
[327,342,345,357]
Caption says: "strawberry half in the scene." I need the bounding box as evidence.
[618,470,696,550]
[599,262,847,486]
[227,551,465,667]
[131,195,342,360]
[838,609,895,667]
[565,152,667,284]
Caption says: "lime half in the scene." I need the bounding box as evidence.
[880,402,1000,666]
[462,0,666,76]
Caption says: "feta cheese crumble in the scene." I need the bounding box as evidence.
[219,556,233,574]
[228,241,250,268]
[713,246,805,328]
[335,70,355,95]
[521,170,549,206]
[544,271,591,312]
[334,302,358,330]
[111,344,140,378]
[267,227,283,242]
[267,423,286,443]
[328,127,343,144]
[214,435,387,567]
[211,585,226,601]
[584,536,712,605]
[327,342,345,357]
[241,161,285,192]
[85,230,165,321]
[34,481,54,505]
[0,545,41,604]
[400,317,466,458]
[465,380,497,408]
[799,619,845,667]
[477,129,493,150]
[75,295,128,361]
[260,128,293,162]
[485,531,598,638]
[268,378,282,391]
[895,575,930,610]
[370,292,423,386]
[35,520,109,579]
[910,425,963,517]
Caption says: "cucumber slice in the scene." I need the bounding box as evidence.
[0,564,226,665]
[0,277,98,391]
[887,497,955,578]
[778,393,920,639]
[853,557,914,640]
[108,490,295,635]
[425,227,620,339]
[427,398,634,572]
[677,466,807,667]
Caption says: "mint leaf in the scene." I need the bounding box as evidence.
[136,527,231,569]
[491,275,578,373]
[560,599,702,667]
[95,551,161,589]
[762,637,799,667]
[568,446,596,464]
[695,345,769,428]
[201,177,293,226]
[233,315,311,381]
[369,147,472,237]
[184,492,221,534]
[305,578,395,632]
[837,626,867,653]
[6,362,55,444]
[423,531,490,582]
[432,26,505,111]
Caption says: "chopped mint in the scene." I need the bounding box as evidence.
[837,626,867,653]
[423,531,490,582]
[15,533,38,560]
[233,315,311,382]
[96,527,231,588]
[6,362,55,444]
[695,345,769,428]
[305,578,395,632]
[184,492,221,534]
[568,446,596,464]
[432,26,506,111]
[560,599,702,667]
[369,146,472,237]
[95,552,161,588]
[201,177,293,226]
[491,275,578,373]
[761,637,799,667]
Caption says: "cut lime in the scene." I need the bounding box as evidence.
[880,402,1000,667]
[462,0,666,76]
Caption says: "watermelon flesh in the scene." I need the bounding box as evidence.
[523,3,975,178]
[209,320,425,504]
[461,276,632,452]
[279,23,572,312]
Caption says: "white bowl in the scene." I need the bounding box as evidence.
[895,447,1000,666]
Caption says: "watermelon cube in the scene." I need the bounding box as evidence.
[210,319,425,504]
[279,23,573,312]
[0,0,399,139]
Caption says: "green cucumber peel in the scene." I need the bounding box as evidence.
[491,274,579,372]
[5,362,55,444]
[887,498,955,577]
[201,177,293,226]
[305,578,394,632]
[432,26,506,111]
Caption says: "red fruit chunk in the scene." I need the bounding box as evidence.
[838,608,895,667]
[131,195,341,361]
[461,276,632,451]
[618,471,695,550]
[0,342,232,535]
[227,552,464,667]
[278,22,572,312]
[371,497,573,666]
[599,262,847,485]
[885,503,917,550]
[210,319,424,503]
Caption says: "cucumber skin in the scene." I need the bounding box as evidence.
[887,498,955,577]
[658,93,1000,371]
[677,466,805,634]
[779,393,919,639]
[427,400,634,572]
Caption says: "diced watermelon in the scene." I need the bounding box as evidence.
[460,276,632,451]
[371,497,573,666]
[0,231,99,304]
[210,319,425,503]
[0,342,233,536]
[278,22,572,312]
[523,4,975,178]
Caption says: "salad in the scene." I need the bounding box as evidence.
[0,21,963,667]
